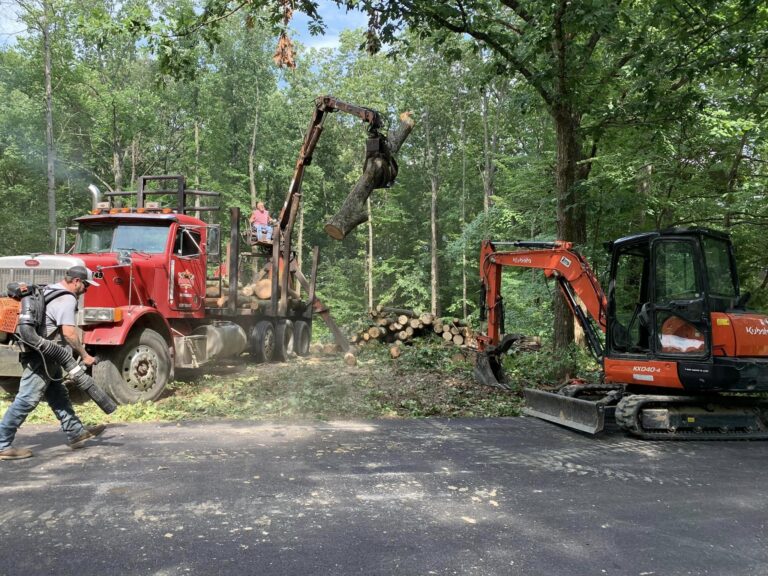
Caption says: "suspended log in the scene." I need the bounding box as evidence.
[324,112,416,240]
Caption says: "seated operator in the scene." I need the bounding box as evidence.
[249,201,274,243]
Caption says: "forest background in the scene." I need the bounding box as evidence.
[1,0,767,352]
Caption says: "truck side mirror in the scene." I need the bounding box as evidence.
[117,250,133,266]
[206,225,221,262]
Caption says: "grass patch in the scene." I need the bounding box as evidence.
[0,341,528,424]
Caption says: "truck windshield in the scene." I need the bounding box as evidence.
[76,224,170,254]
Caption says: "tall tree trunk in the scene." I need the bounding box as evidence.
[552,105,586,352]
[112,100,123,193]
[43,3,56,247]
[480,89,494,212]
[193,120,201,218]
[130,135,138,188]
[367,197,373,311]
[248,85,260,208]
[460,112,468,320]
[424,109,440,316]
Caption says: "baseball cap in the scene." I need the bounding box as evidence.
[67,265,100,287]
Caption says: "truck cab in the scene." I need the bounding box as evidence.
[1,175,314,405]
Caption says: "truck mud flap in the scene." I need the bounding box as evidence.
[523,388,606,434]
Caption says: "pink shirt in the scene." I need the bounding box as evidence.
[250,209,270,226]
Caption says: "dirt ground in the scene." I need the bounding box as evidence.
[0,344,523,424]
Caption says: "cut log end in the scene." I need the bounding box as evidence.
[323,223,346,241]
[344,352,357,367]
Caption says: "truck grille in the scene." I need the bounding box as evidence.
[0,255,84,295]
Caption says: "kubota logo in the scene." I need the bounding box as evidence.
[633,366,660,373]
[513,256,532,264]
[745,326,768,336]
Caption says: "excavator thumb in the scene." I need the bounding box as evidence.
[522,388,607,434]
[473,334,527,390]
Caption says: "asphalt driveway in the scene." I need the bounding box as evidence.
[1,418,766,576]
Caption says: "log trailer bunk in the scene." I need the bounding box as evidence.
[475,228,768,439]
[0,95,394,404]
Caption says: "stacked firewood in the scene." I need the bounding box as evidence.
[350,306,475,348]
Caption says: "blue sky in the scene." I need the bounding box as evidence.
[291,1,368,50]
[0,0,367,49]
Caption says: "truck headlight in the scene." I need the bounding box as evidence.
[83,307,123,323]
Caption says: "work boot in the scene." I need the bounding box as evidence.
[0,447,33,460]
[68,424,107,449]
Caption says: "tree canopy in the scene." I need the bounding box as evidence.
[1,0,767,349]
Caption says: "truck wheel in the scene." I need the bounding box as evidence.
[274,320,294,362]
[0,377,19,395]
[250,320,275,363]
[293,321,311,357]
[94,329,171,404]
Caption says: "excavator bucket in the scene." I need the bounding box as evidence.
[473,352,510,390]
[523,388,606,434]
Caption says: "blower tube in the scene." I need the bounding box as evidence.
[16,299,117,415]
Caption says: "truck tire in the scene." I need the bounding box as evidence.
[293,321,311,357]
[0,377,19,395]
[274,320,294,362]
[94,329,171,404]
[250,320,275,363]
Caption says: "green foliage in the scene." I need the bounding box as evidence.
[1,0,768,355]
[502,344,602,389]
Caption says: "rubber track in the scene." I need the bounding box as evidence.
[615,394,768,441]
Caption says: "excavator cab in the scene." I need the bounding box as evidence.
[477,228,768,438]
[605,229,734,359]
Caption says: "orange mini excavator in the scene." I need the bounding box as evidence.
[475,228,768,439]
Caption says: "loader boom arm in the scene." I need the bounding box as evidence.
[478,239,607,360]
[278,95,385,234]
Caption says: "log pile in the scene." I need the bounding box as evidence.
[204,277,299,309]
[349,305,475,349]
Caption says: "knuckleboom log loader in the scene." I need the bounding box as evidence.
[475,228,768,439]
[0,95,398,404]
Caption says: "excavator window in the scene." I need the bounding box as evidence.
[610,246,650,353]
[653,240,700,302]
[701,236,738,311]
[652,239,708,356]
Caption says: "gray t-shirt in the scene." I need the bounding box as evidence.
[43,283,79,340]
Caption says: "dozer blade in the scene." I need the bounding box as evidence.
[523,388,606,434]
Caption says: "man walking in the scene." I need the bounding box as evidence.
[0,265,107,460]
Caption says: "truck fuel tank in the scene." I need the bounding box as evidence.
[193,322,247,360]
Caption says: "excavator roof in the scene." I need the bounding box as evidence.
[605,227,730,253]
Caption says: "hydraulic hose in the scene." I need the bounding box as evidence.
[16,298,117,414]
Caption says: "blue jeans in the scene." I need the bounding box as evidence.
[0,354,87,449]
[252,225,273,242]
